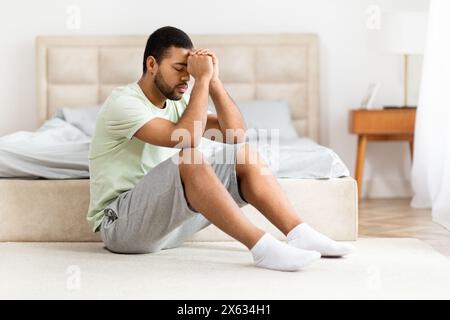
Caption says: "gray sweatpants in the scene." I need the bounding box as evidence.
[100,143,248,254]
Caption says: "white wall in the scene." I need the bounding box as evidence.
[0,0,429,198]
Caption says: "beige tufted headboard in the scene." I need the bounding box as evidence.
[36,34,320,141]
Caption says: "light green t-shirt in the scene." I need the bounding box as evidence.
[87,82,193,232]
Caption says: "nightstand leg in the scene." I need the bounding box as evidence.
[355,135,367,198]
[409,140,414,162]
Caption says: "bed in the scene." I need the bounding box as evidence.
[0,34,358,242]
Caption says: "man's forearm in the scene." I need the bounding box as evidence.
[209,79,247,142]
[175,78,209,147]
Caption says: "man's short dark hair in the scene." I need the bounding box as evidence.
[142,26,193,73]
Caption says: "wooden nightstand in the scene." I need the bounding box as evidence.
[349,108,416,198]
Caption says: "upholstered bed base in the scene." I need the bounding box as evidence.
[0,177,358,242]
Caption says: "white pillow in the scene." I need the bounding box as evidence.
[54,105,101,137]
[236,100,298,139]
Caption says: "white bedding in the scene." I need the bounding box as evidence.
[198,137,349,179]
[0,113,349,179]
[0,117,90,179]
[270,138,349,178]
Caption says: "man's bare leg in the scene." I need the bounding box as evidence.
[235,143,354,257]
[178,148,264,249]
[178,147,321,270]
[235,143,303,235]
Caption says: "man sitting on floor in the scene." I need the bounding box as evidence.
[87,26,353,272]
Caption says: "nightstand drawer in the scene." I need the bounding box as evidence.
[349,109,416,134]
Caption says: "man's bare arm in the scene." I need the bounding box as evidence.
[193,48,246,143]
[206,79,247,144]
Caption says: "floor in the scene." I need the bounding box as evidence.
[1,238,450,299]
[1,198,450,299]
[359,198,450,258]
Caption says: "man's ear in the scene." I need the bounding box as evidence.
[146,56,158,75]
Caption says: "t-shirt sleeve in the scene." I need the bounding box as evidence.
[104,97,155,140]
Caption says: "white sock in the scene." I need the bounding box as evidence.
[287,223,354,257]
[250,233,321,271]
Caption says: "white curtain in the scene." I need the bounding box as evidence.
[411,0,450,230]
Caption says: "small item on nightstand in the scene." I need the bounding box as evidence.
[383,105,417,109]
[360,82,380,109]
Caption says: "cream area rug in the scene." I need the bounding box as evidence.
[1,238,449,299]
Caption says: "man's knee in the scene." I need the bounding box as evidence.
[178,148,210,173]
[236,143,262,166]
